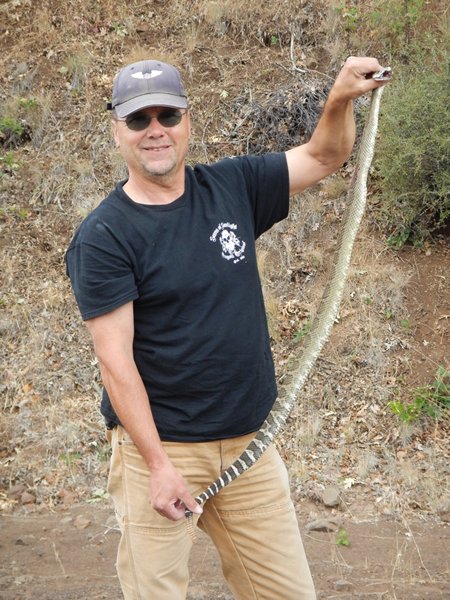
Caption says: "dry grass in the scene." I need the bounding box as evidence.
[0,0,448,522]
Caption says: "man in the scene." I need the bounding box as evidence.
[66,57,388,599]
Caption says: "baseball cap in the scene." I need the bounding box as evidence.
[107,60,188,118]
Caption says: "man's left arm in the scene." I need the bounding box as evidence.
[286,56,389,196]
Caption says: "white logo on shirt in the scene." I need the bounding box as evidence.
[210,222,246,263]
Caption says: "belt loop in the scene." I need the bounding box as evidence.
[105,428,113,444]
[116,424,125,445]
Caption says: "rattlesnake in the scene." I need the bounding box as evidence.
[186,68,391,521]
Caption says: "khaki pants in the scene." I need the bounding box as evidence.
[107,426,316,600]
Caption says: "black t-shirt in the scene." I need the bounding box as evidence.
[66,153,289,441]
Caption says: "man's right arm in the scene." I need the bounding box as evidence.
[85,301,202,520]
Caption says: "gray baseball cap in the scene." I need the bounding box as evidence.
[107,60,188,118]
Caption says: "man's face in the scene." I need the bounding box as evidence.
[112,106,191,182]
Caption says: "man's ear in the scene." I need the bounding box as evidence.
[111,119,120,148]
[186,111,192,138]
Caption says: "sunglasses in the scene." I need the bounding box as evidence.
[120,108,185,131]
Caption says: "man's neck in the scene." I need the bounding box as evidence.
[124,169,185,206]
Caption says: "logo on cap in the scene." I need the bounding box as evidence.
[131,70,163,80]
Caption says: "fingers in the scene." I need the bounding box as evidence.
[149,467,203,522]
[332,56,392,101]
[180,493,203,515]
[152,497,185,521]
[153,495,202,521]
[345,55,384,78]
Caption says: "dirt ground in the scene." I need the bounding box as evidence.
[1,500,449,600]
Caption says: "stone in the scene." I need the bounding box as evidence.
[7,484,26,500]
[334,579,353,591]
[20,491,36,505]
[322,485,342,507]
[58,488,75,506]
[305,518,340,532]
[74,515,91,530]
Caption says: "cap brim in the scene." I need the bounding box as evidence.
[114,93,188,117]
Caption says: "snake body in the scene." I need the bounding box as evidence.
[188,69,391,514]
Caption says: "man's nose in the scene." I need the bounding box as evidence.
[145,117,165,135]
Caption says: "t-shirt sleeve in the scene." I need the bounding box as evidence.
[208,152,290,238]
[65,219,138,321]
[239,152,290,238]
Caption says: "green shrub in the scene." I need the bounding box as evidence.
[372,68,450,245]
[332,0,449,245]
[388,366,449,424]
[367,0,426,54]
[334,0,444,62]
[0,116,25,146]
[0,151,19,176]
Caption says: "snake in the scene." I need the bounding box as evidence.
[186,67,392,520]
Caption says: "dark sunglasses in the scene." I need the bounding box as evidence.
[121,108,185,131]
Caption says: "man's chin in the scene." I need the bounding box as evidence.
[143,161,176,178]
